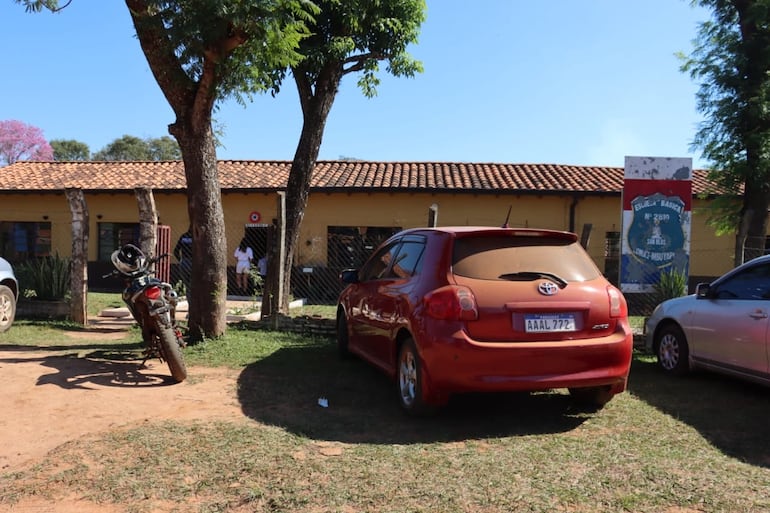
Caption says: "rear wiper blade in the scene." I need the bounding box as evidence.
[498,271,568,288]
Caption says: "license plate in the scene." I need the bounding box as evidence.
[524,314,576,333]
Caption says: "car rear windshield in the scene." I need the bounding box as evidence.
[452,235,601,282]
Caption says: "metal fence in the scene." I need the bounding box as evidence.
[4,216,765,315]
[232,224,400,304]
[236,227,750,314]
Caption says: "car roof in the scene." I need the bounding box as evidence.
[743,254,770,265]
[395,226,579,242]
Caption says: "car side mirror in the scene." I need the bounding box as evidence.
[339,269,360,284]
[695,282,711,299]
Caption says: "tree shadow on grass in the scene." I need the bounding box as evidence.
[237,343,593,444]
[629,353,770,468]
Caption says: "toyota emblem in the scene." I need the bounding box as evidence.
[538,281,559,296]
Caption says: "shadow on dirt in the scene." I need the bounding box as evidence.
[629,354,770,468]
[0,345,178,389]
[236,343,594,444]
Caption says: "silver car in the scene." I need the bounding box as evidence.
[0,257,18,332]
[646,254,770,385]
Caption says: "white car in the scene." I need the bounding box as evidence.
[0,257,18,332]
[646,254,770,385]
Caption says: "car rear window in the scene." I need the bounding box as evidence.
[452,235,601,282]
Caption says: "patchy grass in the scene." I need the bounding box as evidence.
[86,291,124,317]
[629,315,646,333]
[0,319,138,348]
[289,303,337,318]
[3,322,770,512]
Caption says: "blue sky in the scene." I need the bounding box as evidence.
[2,1,709,168]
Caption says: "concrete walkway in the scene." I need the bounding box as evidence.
[89,295,264,330]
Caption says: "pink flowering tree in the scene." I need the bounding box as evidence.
[0,120,54,166]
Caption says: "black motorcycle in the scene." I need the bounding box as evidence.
[106,244,187,382]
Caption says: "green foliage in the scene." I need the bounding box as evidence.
[694,195,742,236]
[15,254,71,301]
[92,135,181,161]
[682,1,770,240]
[173,279,187,298]
[653,268,688,304]
[293,0,426,98]
[50,139,90,161]
[14,0,62,13]
[146,135,181,160]
[137,0,317,102]
[50,136,181,162]
[247,266,264,300]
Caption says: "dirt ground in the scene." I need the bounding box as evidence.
[0,329,247,513]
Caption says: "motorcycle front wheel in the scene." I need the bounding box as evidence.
[158,324,187,382]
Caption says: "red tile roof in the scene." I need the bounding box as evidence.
[0,160,717,195]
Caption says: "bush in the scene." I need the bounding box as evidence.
[16,254,71,301]
[653,268,687,305]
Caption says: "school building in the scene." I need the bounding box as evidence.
[0,159,749,301]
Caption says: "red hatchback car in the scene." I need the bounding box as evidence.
[336,226,633,415]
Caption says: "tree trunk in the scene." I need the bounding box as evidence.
[171,123,228,341]
[65,188,88,326]
[135,187,158,260]
[126,0,232,340]
[262,196,286,322]
[735,210,751,267]
[734,2,770,265]
[260,222,279,319]
[740,179,770,263]
[274,67,342,313]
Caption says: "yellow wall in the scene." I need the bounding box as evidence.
[299,193,627,270]
[222,192,276,260]
[690,198,740,276]
[0,189,754,278]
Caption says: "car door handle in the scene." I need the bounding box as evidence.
[749,310,768,319]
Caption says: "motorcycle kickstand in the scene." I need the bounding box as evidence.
[139,350,151,368]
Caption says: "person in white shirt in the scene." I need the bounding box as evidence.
[233,239,254,293]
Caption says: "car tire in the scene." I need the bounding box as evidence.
[655,324,690,376]
[0,284,16,333]
[397,338,435,416]
[336,308,351,359]
[568,385,613,410]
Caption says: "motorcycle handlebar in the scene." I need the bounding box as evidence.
[103,252,170,279]
[148,253,169,265]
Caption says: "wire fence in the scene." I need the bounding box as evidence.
[3,215,765,317]
[236,228,760,317]
[235,224,399,304]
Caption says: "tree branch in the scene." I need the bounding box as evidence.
[203,24,248,63]
[124,0,195,117]
[342,52,385,74]
[292,67,315,117]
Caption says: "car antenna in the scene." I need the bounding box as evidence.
[502,205,512,228]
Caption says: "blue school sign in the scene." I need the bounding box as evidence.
[621,157,692,293]
[627,193,686,268]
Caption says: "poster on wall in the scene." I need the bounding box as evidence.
[621,156,692,293]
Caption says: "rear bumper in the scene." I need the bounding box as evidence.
[418,323,633,396]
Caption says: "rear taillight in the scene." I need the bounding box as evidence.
[607,285,627,318]
[424,285,478,321]
[145,286,162,300]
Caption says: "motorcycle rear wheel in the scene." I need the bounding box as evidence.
[158,324,187,382]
